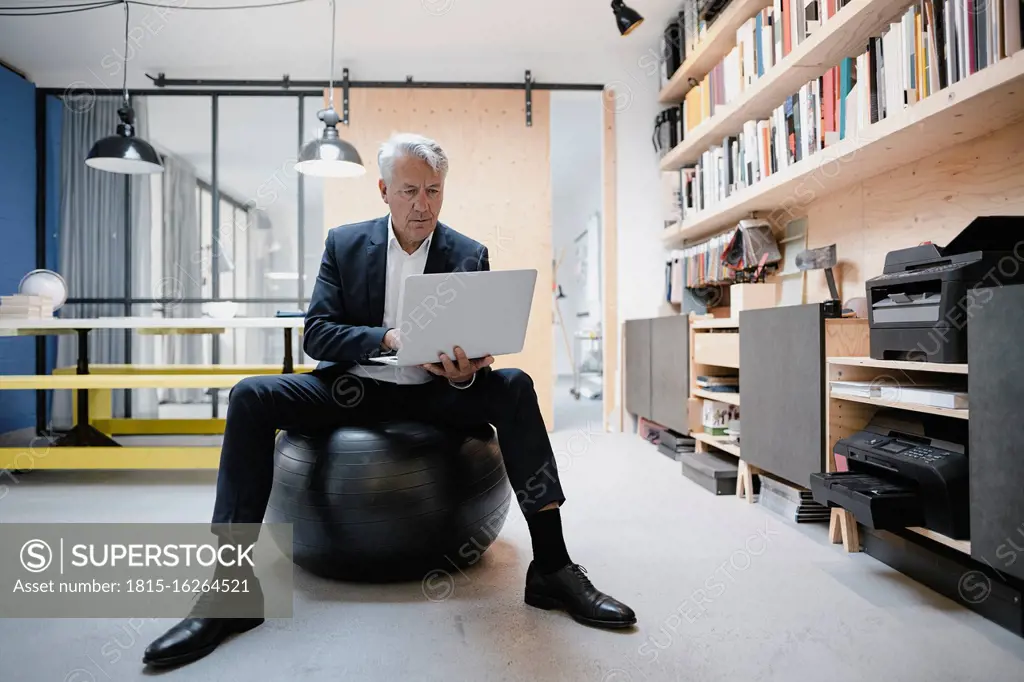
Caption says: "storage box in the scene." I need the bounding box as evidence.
[730,283,776,313]
[680,450,739,495]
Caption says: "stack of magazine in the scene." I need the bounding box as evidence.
[758,475,830,523]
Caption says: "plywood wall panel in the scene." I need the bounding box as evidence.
[804,182,865,304]
[804,119,1024,305]
[321,87,554,429]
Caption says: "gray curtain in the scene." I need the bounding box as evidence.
[53,96,156,427]
[130,98,156,413]
[244,207,275,364]
[159,153,204,403]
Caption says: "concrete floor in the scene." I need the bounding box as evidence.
[2,383,1023,681]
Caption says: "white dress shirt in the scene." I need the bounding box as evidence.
[347,216,434,385]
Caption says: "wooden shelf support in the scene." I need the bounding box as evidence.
[829,508,862,552]
[736,459,761,503]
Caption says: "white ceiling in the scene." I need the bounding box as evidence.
[0,0,679,88]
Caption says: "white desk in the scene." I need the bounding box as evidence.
[0,316,305,370]
[0,316,305,333]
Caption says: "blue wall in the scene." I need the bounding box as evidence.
[0,66,37,434]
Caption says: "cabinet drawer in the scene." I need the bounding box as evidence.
[693,332,740,368]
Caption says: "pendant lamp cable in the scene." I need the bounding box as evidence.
[121,0,130,106]
[327,0,336,109]
[0,1,314,16]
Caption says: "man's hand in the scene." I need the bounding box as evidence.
[421,346,494,385]
[382,328,400,351]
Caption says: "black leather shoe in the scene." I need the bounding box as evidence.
[524,562,636,629]
[142,616,264,668]
[143,578,264,668]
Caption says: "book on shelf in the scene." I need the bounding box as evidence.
[702,400,740,436]
[696,376,740,393]
[665,0,1023,224]
[680,0,856,138]
[667,232,735,288]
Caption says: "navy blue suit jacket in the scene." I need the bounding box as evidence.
[303,215,490,376]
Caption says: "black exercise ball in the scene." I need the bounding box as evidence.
[265,421,512,582]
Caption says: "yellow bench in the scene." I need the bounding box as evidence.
[2,374,260,390]
[47,364,314,435]
[1,366,315,470]
[51,364,315,375]
[2,445,223,471]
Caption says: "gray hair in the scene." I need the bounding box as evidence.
[377,133,449,184]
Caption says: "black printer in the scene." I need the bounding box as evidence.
[865,215,1024,363]
[810,410,969,540]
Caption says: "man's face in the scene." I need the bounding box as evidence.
[379,155,444,244]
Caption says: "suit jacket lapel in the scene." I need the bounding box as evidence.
[366,217,388,325]
[424,223,451,274]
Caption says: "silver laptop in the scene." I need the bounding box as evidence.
[368,269,538,367]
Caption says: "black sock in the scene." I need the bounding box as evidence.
[526,508,572,573]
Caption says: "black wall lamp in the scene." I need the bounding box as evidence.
[611,0,644,35]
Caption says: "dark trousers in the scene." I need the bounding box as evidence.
[211,368,565,525]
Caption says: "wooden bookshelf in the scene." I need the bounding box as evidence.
[662,49,1024,245]
[687,314,743,473]
[658,0,773,104]
[826,354,973,551]
[690,317,739,329]
[827,356,968,374]
[828,356,970,418]
[907,527,971,554]
[827,390,969,419]
[692,431,742,457]
[661,0,912,170]
[694,388,740,405]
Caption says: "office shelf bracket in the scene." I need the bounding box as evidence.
[342,68,350,125]
[525,70,533,127]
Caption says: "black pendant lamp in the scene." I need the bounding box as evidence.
[85,0,163,175]
[611,0,644,36]
[295,0,365,178]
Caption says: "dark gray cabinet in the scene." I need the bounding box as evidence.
[624,315,690,430]
[968,284,1024,581]
[624,319,652,420]
[650,315,690,433]
[739,304,826,488]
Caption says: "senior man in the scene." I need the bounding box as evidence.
[143,132,635,668]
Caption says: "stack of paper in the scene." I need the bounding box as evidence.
[0,295,55,319]
[831,380,968,409]
[758,475,830,524]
